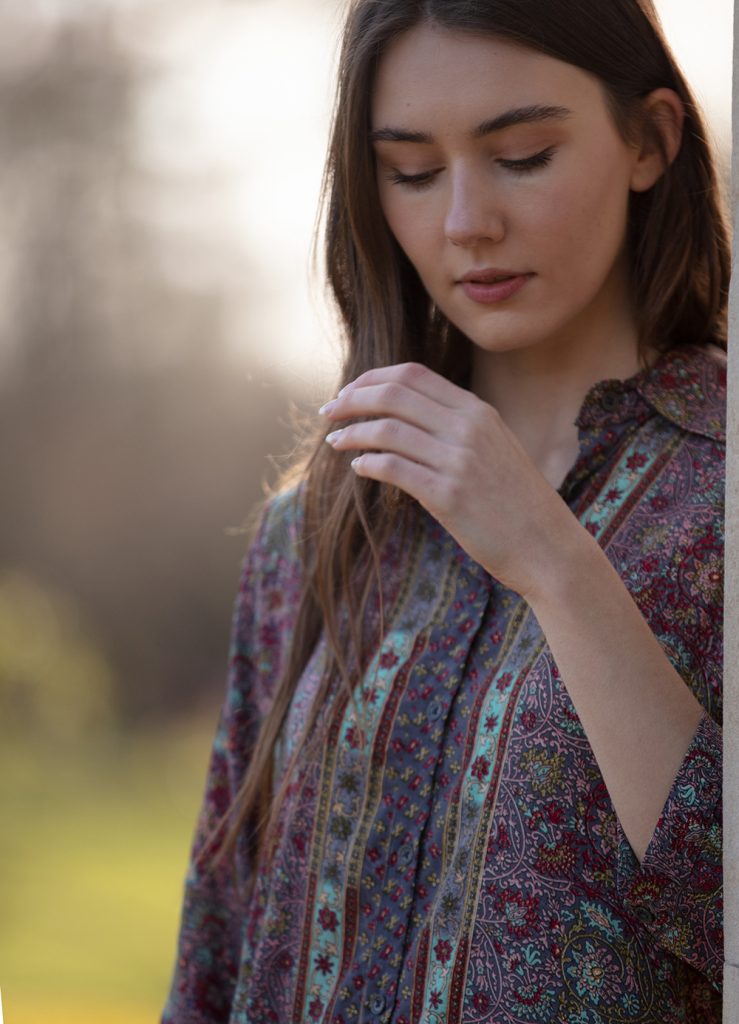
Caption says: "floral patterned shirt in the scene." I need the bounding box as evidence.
[163,343,725,1024]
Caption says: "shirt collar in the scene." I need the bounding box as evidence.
[576,343,726,443]
[558,343,726,501]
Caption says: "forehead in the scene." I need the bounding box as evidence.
[371,23,602,128]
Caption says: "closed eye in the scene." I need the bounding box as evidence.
[385,146,557,191]
[385,168,439,191]
[498,146,557,173]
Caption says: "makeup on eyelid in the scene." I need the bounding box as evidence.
[385,146,557,189]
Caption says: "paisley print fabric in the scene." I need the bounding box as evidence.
[162,343,725,1024]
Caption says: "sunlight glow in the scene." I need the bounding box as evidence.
[655,0,732,140]
[123,0,343,391]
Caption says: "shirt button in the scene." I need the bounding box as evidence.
[428,698,443,722]
[398,842,415,868]
[368,993,387,1015]
[633,904,656,926]
[600,389,621,412]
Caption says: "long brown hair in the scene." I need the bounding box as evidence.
[209,0,730,876]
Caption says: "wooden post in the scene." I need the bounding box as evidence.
[725,5,739,1018]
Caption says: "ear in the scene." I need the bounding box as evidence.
[629,87,685,193]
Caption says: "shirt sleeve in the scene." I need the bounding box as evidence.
[614,714,723,989]
[613,489,724,992]
[161,491,303,1023]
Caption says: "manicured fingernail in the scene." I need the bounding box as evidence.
[325,429,343,445]
[351,457,362,471]
[338,383,353,396]
[319,399,338,415]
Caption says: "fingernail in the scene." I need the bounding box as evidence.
[319,399,338,415]
[325,429,343,445]
[351,457,362,471]
[338,383,353,396]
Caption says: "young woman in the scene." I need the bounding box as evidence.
[163,1,728,1021]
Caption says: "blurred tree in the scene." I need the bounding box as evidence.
[0,7,300,722]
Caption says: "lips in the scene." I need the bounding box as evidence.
[459,268,527,284]
[457,270,533,304]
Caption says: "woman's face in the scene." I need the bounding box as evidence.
[371,25,650,361]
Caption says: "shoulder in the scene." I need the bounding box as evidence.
[254,484,305,565]
[228,485,307,711]
[636,342,726,444]
[232,484,306,640]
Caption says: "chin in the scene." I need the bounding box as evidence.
[442,305,539,351]
[463,326,545,355]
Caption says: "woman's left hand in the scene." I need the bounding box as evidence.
[320,362,585,598]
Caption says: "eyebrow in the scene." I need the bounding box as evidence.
[370,104,573,144]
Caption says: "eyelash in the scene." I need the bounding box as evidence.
[501,146,556,173]
[386,146,557,190]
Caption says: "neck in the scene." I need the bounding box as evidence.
[471,319,652,489]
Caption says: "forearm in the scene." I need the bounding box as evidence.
[524,524,705,864]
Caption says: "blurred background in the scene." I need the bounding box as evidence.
[0,1,731,1021]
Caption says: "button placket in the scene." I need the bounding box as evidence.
[338,553,492,1024]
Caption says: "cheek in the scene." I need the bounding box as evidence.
[388,219,432,270]
[529,167,631,274]
[380,190,440,267]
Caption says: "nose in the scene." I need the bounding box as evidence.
[444,167,505,247]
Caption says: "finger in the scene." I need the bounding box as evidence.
[321,381,458,439]
[350,450,445,511]
[326,417,448,467]
[339,362,469,410]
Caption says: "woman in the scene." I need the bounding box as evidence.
[163,1,727,1021]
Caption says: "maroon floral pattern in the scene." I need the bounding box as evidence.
[162,344,724,1023]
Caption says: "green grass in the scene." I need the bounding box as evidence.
[0,717,217,1024]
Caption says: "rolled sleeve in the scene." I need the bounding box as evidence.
[615,713,723,989]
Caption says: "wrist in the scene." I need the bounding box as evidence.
[521,515,607,611]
